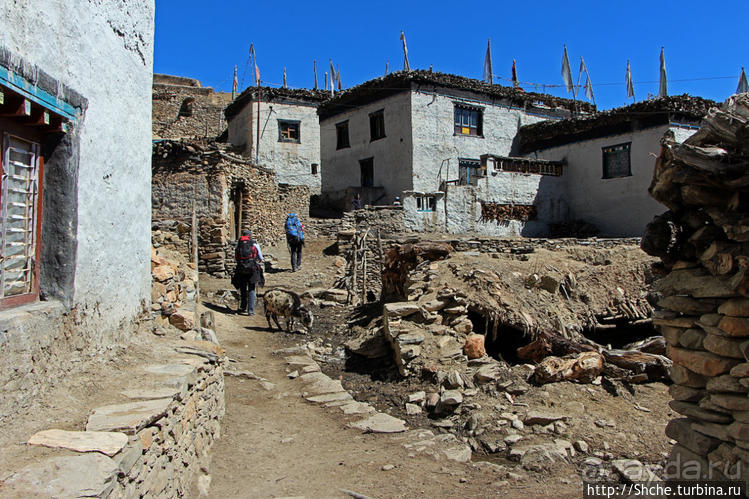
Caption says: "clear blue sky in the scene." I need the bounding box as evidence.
[155,0,748,111]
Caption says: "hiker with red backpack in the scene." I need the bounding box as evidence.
[232,229,264,315]
[285,213,305,272]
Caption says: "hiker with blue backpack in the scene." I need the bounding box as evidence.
[285,213,305,272]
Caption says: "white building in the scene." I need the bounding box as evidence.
[226,86,328,194]
[318,70,588,211]
[0,0,154,409]
[517,95,712,236]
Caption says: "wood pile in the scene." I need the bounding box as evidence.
[479,203,536,223]
[642,93,749,479]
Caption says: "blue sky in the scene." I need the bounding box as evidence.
[155,0,748,111]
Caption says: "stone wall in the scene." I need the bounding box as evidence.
[152,140,310,276]
[642,94,749,482]
[153,75,232,140]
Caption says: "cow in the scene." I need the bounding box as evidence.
[261,288,313,333]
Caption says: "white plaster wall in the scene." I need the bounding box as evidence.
[1,1,154,327]
[534,125,696,237]
[320,91,413,203]
[228,100,321,193]
[410,90,556,193]
[401,192,445,232]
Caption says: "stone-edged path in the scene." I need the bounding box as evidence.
[205,304,576,498]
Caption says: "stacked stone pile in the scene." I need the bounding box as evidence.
[642,94,749,480]
[151,247,198,332]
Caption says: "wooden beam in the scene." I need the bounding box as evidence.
[29,107,51,127]
[0,94,31,117]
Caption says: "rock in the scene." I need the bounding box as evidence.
[506,381,530,395]
[612,459,659,483]
[509,443,568,470]
[445,371,465,389]
[152,264,175,282]
[408,391,426,404]
[344,330,390,359]
[524,411,568,426]
[654,269,734,298]
[710,393,749,411]
[298,373,345,395]
[26,429,128,457]
[573,440,589,453]
[719,298,749,317]
[169,310,195,331]
[385,302,420,317]
[669,384,705,402]
[406,403,422,415]
[539,275,559,293]
[679,328,706,350]
[398,430,472,462]
[453,318,473,335]
[718,316,749,337]
[668,400,732,424]
[305,392,353,404]
[121,387,182,400]
[322,288,349,303]
[349,413,407,433]
[396,332,426,345]
[670,364,708,387]
[426,392,440,410]
[706,375,747,393]
[440,390,463,406]
[339,402,376,415]
[728,422,749,441]
[659,296,720,315]
[691,421,731,442]
[504,434,523,445]
[703,334,746,359]
[730,363,749,377]
[511,419,524,431]
[665,419,721,456]
[474,363,501,383]
[463,334,486,359]
[0,453,119,498]
[667,346,740,376]
[382,464,395,471]
[86,398,173,434]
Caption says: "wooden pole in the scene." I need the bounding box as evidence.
[255,79,261,164]
[192,186,200,323]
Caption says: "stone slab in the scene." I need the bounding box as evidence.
[1,453,118,497]
[86,398,173,434]
[305,391,353,404]
[26,429,128,457]
[339,402,376,415]
[121,387,182,400]
[349,413,407,433]
[145,363,195,377]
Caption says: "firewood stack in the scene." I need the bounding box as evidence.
[642,93,749,479]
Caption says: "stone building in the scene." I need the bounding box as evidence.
[152,73,233,140]
[0,1,154,411]
[517,95,715,236]
[318,70,590,213]
[152,139,309,276]
[225,86,328,194]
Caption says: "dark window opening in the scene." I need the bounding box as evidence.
[458,158,483,186]
[278,120,301,143]
[369,110,385,141]
[416,195,437,212]
[178,97,195,117]
[336,121,350,149]
[359,157,374,188]
[454,104,483,136]
[602,142,631,179]
[311,163,318,175]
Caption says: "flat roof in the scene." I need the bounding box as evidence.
[225,86,330,120]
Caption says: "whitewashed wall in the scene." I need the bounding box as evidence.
[533,124,696,237]
[1,0,154,327]
[320,91,413,203]
[410,90,555,193]
[228,99,321,193]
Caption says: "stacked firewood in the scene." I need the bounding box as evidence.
[479,202,537,223]
[642,93,749,478]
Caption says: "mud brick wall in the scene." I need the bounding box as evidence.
[642,94,749,482]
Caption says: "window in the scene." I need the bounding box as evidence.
[416,195,437,212]
[602,142,631,179]
[0,133,42,307]
[458,159,483,186]
[359,158,374,187]
[369,110,385,141]
[311,163,318,175]
[336,121,350,149]
[278,120,300,143]
[454,104,483,136]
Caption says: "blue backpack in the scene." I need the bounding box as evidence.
[285,214,303,241]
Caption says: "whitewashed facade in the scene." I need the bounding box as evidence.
[226,88,326,193]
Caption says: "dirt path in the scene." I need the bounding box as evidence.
[205,240,579,498]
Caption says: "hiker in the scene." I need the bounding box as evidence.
[232,229,264,315]
[285,213,305,272]
[393,196,402,206]
[352,193,362,210]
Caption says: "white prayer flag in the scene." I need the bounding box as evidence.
[659,47,668,97]
[401,31,410,71]
[561,45,573,93]
[626,60,635,100]
[738,67,749,94]
[483,39,493,84]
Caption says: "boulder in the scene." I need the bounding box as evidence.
[665,419,721,456]
[463,334,486,359]
[169,310,195,331]
[27,429,128,457]
[152,264,175,282]
[384,302,420,317]
[440,390,463,406]
[349,413,407,433]
[667,346,739,376]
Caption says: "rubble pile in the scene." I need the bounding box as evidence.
[642,94,749,479]
[152,75,231,140]
[151,247,198,332]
